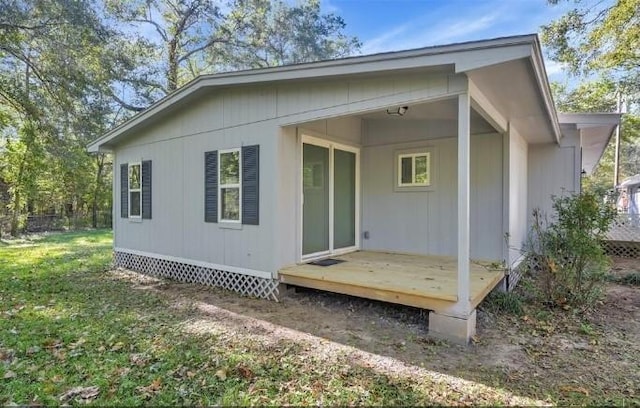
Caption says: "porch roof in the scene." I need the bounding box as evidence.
[88,34,560,152]
[558,112,622,175]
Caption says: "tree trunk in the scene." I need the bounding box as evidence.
[10,154,28,236]
[10,189,21,236]
[91,154,105,228]
[167,38,178,92]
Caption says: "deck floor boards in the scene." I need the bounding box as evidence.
[279,251,504,311]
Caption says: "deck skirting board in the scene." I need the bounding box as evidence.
[113,250,280,301]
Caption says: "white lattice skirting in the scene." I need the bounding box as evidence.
[604,214,640,258]
[114,251,280,301]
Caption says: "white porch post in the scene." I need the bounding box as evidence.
[428,91,475,344]
[457,92,471,314]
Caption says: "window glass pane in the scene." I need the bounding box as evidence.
[400,157,412,184]
[334,149,356,249]
[129,165,141,189]
[302,143,329,255]
[415,155,428,184]
[130,191,141,216]
[221,187,240,220]
[303,162,325,189]
[220,151,239,185]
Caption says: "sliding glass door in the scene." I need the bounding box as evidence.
[302,137,358,259]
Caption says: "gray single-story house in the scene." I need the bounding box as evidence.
[88,34,619,343]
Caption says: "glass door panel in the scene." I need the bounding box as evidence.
[302,143,330,255]
[334,149,356,249]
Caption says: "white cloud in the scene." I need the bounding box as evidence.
[321,0,341,14]
[427,13,499,45]
[544,60,567,77]
[361,10,503,55]
[361,22,414,54]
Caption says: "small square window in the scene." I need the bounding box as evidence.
[397,152,430,187]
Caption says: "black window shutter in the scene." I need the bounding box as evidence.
[120,163,128,218]
[242,145,259,225]
[204,151,218,222]
[142,160,152,219]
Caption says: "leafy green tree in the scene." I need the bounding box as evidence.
[105,0,234,93]
[214,0,361,70]
[542,0,639,89]
[0,0,124,234]
[0,0,361,235]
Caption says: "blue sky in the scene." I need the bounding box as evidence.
[321,0,574,82]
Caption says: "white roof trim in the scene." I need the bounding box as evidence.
[559,112,621,174]
[88,34,552,152]
[530,39,562,143]
[620,174,640,188]
[558,112,622,127]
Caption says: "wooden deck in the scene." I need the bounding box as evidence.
[279,251,505,312]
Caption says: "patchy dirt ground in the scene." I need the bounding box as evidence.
[117,257,640,405]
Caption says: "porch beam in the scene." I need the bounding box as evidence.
[457,92,471,314]
[469,79,508,134]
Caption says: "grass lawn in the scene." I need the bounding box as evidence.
[0,230,543,406]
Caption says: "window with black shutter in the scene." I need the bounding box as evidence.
[120,163,128,218]
[142,160,152,219]
[242,145,259,225]
[204,151,218,222]
[204,145,259,225]
[121,160,152,220]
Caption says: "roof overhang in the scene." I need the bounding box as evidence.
[620,174,640,188]
[88,34,560,152]
[558,112,621,175]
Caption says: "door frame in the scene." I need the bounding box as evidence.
[300,132,360,262]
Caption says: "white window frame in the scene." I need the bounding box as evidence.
[299,132,361,262]
[397,152,431,187]
[218,148,242,223]
[128,162,142,219]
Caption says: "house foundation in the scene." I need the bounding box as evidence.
[428,309,477,345]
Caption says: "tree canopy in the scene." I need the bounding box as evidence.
[542,0,640,194]
[0,0,360,236]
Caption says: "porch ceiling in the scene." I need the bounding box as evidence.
[467,59,557,144]
[358,98,497,135]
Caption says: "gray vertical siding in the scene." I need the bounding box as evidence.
[527,132,581,221]
[112,86,280,273]
[113,70,472,275]
[360,126,503,261]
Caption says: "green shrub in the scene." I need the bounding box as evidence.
[484,291,524,315]
[617,272,640,287]
[524,192,616,309]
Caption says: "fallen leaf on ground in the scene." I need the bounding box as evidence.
[236,364,254,380]
[215,369,227,381]
[129,353,148,366]
[136,378,162,397]
[26,346,41,355]
[59,386,100,402]
[559,385,590,395]
[3,370,17,379]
